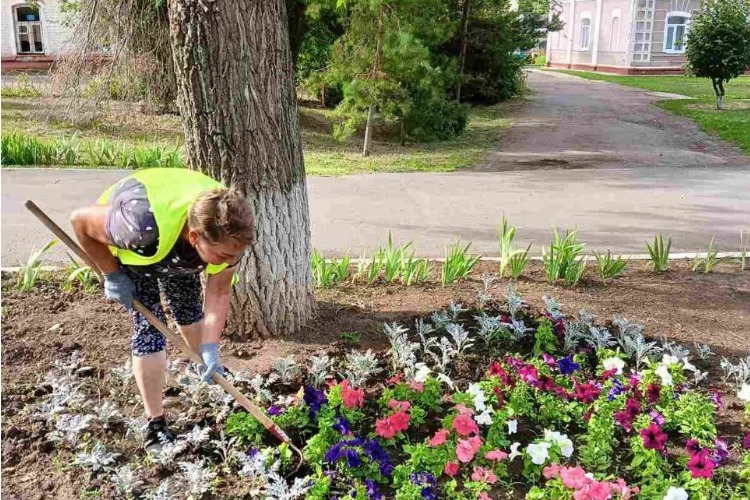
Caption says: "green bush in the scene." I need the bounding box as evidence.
[404,97,468,141]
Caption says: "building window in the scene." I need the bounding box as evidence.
[13,4,44,54]
[664,12,689,53]
[579,16,592,50]
[609,14,621,51]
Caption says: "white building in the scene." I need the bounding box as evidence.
[1,0,74,70]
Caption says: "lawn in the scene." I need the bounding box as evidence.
[0,92,512,175]
[550,70,750,154]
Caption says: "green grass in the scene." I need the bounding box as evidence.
[1,96,512,175]
[550,70,750,154]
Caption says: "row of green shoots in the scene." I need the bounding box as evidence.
[313,219,749,288]
[11,223,748,293]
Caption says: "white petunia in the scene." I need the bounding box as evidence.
[544,429,574,458]
[661,354,680,366]
[526,442,551,465]
[413,363,432,383]
[467,383,487,412]
[475,409,494,426]
[508,442,522,461]
[681,358,697,372]
[655,364,673,387]
[603,357,625,375]
[663,486,689,500]
[737,383,750,402]
[506,419,518,435]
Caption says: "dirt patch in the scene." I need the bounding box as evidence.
[686,100,750,111]
[1,260,749,498]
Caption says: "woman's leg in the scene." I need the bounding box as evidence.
[128,272,169,419]
[161,273,205,352]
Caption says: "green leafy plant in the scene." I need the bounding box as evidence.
[382,232,411,283]
[542,228,586,286]
[16,239,58,291]
[646,234,671,272]
[311,249,350,288]
[400,253,430,285]
[533,318,557,356]
[594,250,628,279]
[691,237,720,273]
[366,249,385,285]
[441,241,480,286]
[738,228,748,271]
[508,243,531,279]
[339,331,361,346]
[65,254,100,293]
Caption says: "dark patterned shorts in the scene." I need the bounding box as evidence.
[128,271,204,356]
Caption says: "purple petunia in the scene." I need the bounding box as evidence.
[333,415,351,435]
[303,386,328,417]
[365,479,383,500]
[267,405,283,416]
[712,438,729,467]
[608,378,626,401]
[557,355,580,375]
[410,472,438,500]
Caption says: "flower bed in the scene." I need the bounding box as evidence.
[6,286,750,499]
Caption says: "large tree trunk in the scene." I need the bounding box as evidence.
[168,0,314,340]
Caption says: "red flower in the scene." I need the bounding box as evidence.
[341,380,364,409]
[646,383,661,404]
[640,423,668,451]
[429,429,450,447]
[625,398,641,418]
[390,411,410,433]
[387,399,410,412]
[575,382,601,404]
[386,373,404,385]
[492,386,505,407]
[687,449,715,478]
[375,417,397,439]
[444,461,459,476]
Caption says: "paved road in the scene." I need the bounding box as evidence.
[476,70,749,170]
[3,166,749,265]
[2,71,748,265]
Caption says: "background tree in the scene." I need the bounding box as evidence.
[686,0,750,110]
[166,0,314,339]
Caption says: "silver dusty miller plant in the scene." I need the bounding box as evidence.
[542,295,564,321]
[307,354,333,388]
[110,464,144,498]
[95,401,122,429]
[75,441,121,472]
[49,413,95,449]
[694,343,715,361]
[383,322,419,371]
[273,355,302,384]
[477,273,496,310]
[659,335,691,360]
[614,315,660,370]
[474,312,506,347]
[178,459,217,497]
[448,300,468,321]
[425,337,458,374]
[720,355,750,388]
[445,322,474,355]
[344,349,382,387]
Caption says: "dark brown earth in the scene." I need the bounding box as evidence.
[1,260,749,498]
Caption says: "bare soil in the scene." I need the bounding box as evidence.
[1,260,749,498]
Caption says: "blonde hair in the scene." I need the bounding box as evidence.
[188,187,254,245]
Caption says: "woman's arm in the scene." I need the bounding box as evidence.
[70,205,121,274]
[202,267,234,344]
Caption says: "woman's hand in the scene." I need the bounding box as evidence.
[200,267,234,382]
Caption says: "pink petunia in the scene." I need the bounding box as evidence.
[471,466,498,484]
[387,399,411,412]
[560,466,589,489]
[341,380,364,409]
[543,463,562,479]
[443,461,459,476]
[409,380,425,392]
[390,411,410,433]
[375,417,396,439]
[456,438,479,463]
[454,403,474,415]
[452,413,479,436]
[478,493,492,500]
[429,429,450,447]
[485,449,509,461]
[687,449,715,479]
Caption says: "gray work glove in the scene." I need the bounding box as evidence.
[199,342,225,383]
[103,268,136,310]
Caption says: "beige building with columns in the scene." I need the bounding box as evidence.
[546,0,701,74]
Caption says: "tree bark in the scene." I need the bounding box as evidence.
[363,4,386,157]
[455,0,471,102]
[168,0,314,340]
[712,77,725,110]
